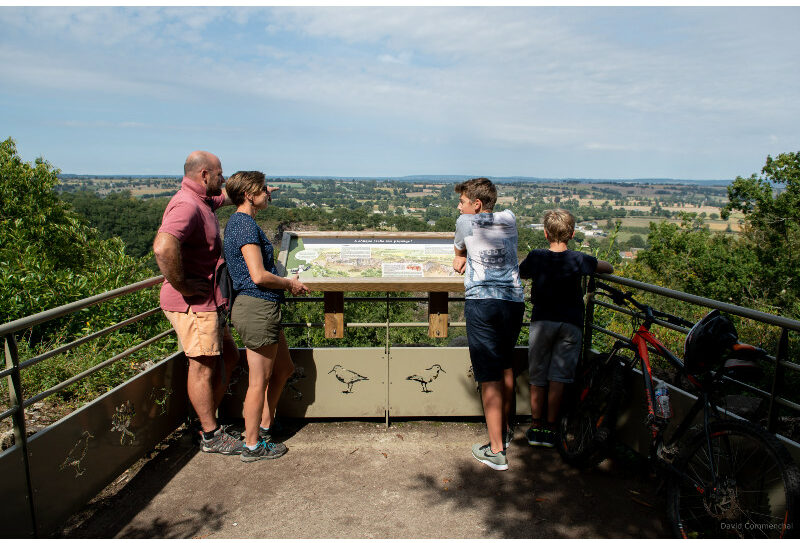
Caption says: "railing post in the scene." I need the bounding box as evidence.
[4,333,38,535]
[767,327,789,433]
[582,276,597,365]
[385,293,390,428]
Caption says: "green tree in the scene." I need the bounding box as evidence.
[722,151,800,311]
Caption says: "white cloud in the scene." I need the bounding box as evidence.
[1,6,799,177]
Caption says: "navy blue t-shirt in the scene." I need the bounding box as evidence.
[518,249,598,328]
[223,212,284,303]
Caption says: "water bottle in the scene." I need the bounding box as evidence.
[654,382,672,421]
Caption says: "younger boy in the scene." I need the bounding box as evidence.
[518,209,613,447]
[453,178,525,471]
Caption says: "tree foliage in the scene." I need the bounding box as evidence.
[1,138,157,328]
[632,152,800,318]
[721,152,800,311]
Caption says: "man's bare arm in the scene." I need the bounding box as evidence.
[153,232,209,298]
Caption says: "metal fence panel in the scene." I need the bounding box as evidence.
[221,348,388,419]
[27,352,188,535]
[0,444,35,537]
[386,346,530,417]
[389,347,481,416]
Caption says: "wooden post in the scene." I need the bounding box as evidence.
[324,292,344,338]
[428,292,449,338]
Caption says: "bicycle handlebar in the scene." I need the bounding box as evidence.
[593,281,694,328]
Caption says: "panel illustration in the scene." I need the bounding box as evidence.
[285,234,458,279]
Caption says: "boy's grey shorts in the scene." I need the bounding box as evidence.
[528,320,582,387]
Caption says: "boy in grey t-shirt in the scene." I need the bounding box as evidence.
[453,178,525,471]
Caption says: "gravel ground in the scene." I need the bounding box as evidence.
[57,420,668,538]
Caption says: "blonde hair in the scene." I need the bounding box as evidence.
[454,177,497,211]
[543,209,575,243]
[225,171,266,206]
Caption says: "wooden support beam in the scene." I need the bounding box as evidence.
[324,292,344,338]
[428,292,449,338]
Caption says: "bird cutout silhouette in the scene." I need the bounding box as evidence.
[328,364,369,393]
[111,400,136,445]
[59,430,94,478]
[287,365,306,400]
[406,364,447,393]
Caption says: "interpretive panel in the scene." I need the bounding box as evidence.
[277,231,464,292]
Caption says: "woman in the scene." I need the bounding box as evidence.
[223,171,309,462]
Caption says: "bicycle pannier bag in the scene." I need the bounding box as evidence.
[683,309,738,374]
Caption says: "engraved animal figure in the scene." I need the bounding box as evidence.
[149,386,171,416]
[111,400,136,445]
[287,365,306,400]
[407,364,446,393]
[225,364,247,396]
[328,364,368,394]
[60,430,94,478]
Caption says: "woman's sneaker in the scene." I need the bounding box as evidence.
[201,427,246,455]
[471,443,508,471]
[503,427,514,449]
[241,440,288,462]
[525,427,555,448]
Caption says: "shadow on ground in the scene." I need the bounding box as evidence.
[57,427,205,537]
[411,440,667,538]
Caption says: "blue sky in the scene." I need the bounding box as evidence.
[1,6,799,179]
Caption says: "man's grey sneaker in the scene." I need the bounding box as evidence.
[201,427,246,455]
[220,423,244,440]
[503,427,514,449]
[471,443,508,471]
[526,427,555,448]
[240,440,288,462]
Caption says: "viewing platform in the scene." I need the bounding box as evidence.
[2,270,799,537]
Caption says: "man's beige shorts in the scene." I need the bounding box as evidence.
[163,308,233,358]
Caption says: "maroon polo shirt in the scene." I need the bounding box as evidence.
[157,178,226,312]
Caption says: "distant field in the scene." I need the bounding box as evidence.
[618,216,742,232]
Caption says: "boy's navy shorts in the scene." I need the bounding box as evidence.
[465,298,525,383]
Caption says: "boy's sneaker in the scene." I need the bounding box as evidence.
[526,427,556,448]
[503,427,514,449]
[471,443,508,471]
[201,427,246,455]
[240,440,288,462]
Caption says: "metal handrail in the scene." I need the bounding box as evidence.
[0,276,164,337]
[590,273,800,432]
[22,329,174,408]
[597,273,800,332]
[18,307,162,371]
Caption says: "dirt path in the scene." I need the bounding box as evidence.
[58,420,667,538]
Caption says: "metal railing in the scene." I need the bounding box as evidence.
[1,276,172,535]
[2,272,799,535]
[585,273,800,435]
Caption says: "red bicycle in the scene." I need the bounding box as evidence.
[557,281,800,538]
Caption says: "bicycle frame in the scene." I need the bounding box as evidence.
[608,314,727,494]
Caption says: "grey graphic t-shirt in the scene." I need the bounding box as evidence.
[453,209,524,302]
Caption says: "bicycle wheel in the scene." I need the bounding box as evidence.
[556,353,626,468]
[667,419,800,538]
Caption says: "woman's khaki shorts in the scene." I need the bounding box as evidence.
[163,308,232,357]
[231,294,282,350]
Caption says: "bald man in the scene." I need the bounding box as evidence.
[153,151,244,454]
